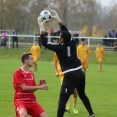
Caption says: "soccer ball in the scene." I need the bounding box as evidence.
[40,10,52,22]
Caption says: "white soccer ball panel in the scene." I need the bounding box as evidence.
[40,10,52,22]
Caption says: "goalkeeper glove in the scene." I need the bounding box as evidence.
[37,16,46,32]
[50,10,61,23]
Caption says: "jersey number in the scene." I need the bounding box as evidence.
[67,46,71,57]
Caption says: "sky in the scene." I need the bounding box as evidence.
[100,0,117,6]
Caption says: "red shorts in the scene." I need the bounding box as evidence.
[15,102,45,117]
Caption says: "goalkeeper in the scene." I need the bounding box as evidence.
[53,53,78,113]
[37,10,95,117]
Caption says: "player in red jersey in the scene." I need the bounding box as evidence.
[13,52,48,117]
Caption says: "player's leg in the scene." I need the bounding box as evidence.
[73,88,78,113]
[76,70,95,116]
[33,58,38,71]
[98,58,103,72]
[65,98,71,113]
[19,108,28,117]
[97,59,100,72]
[60,75,71,113]
[82,61,88,76]
[16,103,28,117]
[28,102,48,117]
[82,62,85,73]
[57,74,74,117]
[39,112,48,117]
[34,63,37,71]
[99,61,103,72]
[57,91,71,117]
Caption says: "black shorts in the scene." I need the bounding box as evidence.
[60,69,85,95]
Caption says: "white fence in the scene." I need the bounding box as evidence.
[0,34,117,49]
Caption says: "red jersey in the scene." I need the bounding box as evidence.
[13,68,37,107]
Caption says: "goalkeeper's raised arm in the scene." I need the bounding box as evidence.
[37,10,69,33]
[50,10,70,33]
[37,10,71,47]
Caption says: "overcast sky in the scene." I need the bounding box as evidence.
[100,0,117,6]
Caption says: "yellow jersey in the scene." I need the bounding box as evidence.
[30,44,41,62]
[95,47,104,58]
[77,44,91,63]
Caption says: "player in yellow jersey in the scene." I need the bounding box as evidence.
[30,40,41,72]
[53,53,78,114]
[76,38,91,75]
[95,43,105,72]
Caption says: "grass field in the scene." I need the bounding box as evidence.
[0,48,117,117]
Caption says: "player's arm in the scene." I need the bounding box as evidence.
[76,46,80,59]
[20,78,48,91]
[86,53,90,61]
[95,49,98,58]
[38,49,41,59]
[15,71,48,91]
[103,48,105,59]
[34,78,48,92]
[37,10,69,50]
[50,10,69,32]
[37,15,59,51]
[77,52,80,60]
[86,47,91,61]
[95,53,98,58]
[53,61,59,77]
[20,84,48,91]
[53,53,59,76]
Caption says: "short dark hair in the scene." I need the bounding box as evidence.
[81,38,85,41]
[21,52,32,64]
[61,31,71,43]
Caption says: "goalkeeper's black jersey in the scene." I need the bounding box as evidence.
[40,25,82,73]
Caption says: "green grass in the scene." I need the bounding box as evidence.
[0,48,117,64]
[0,48,117,117]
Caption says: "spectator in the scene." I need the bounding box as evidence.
[110,30,115,47]
[12,29,18,48]
[107,29,112,46]
[73,31,79,46]
[0,37,4,47]
[102,36,108,46]
[2,30,8,47]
